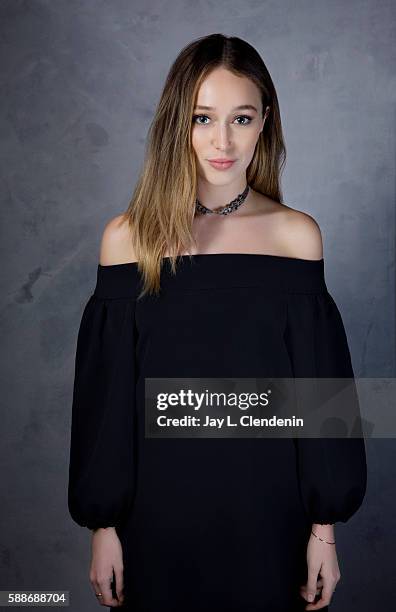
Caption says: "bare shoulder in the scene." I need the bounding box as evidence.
[252,193,323,260]
[99,213,137,265]
[278,204,323,260]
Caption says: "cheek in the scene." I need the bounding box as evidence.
[241,129,261,152]
[243,128,261,147]
[191,129,206,152]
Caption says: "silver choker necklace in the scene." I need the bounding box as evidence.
[195,184,250,215]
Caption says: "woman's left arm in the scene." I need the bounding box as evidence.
[300,523,340,610]
[284,288,367,610]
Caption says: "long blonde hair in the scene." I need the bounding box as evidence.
[125,33,286,298]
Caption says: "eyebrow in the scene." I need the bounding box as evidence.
[193,104,258,113]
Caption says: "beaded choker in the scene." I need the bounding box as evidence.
[195,184,250,215]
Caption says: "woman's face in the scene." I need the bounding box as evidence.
[191,66,269,184]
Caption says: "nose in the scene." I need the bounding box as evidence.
[212,122,232,149]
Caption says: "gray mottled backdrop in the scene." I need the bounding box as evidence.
[0,1,394,610]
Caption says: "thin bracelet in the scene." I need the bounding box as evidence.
[311,530,335,545]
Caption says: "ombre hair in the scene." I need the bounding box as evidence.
[125,33,286,297]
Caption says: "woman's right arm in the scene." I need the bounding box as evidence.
[68,216,138,607]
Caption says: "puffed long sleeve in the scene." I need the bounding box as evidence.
[68,277,138,530]
[284,289,367,525]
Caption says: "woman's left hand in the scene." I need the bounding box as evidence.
[300,524,341,610]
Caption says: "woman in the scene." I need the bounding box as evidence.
[68,34,367,611]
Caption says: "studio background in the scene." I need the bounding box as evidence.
[0,1,394,610]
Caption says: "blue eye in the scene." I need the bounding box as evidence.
[192,115,253,125]
[234,115,253,125]
[192,115,210,125]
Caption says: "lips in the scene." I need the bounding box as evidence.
[209,159,235,163]
[208,159,236,170]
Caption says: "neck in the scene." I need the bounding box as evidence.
[196,177,248,212]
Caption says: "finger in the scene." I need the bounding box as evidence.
[317,574,337,606]
[96,574,120,607]
[303,579,335,610]
[300,578,323,592]
[92,580,108,607]
[299,580,322,598]
[114,565,125,604]
[304,591,332,610]
[304,567,321,603]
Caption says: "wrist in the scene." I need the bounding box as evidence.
[311,523,335,543]
[92,526,116,533]
[312,523,334,536]
[311,524,336,545]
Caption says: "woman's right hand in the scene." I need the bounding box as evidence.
[89,527,125,607]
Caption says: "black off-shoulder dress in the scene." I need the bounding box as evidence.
[68,254,367,612]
